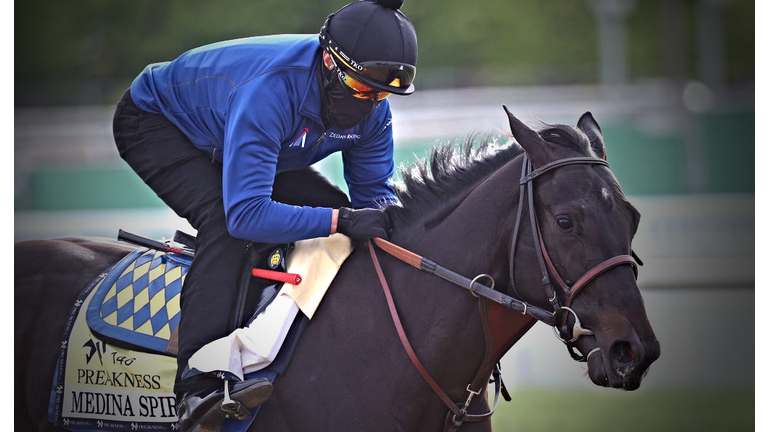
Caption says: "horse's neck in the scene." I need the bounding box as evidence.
[378,157,529,390]
[395,156,523,281]
[258,160,531,430]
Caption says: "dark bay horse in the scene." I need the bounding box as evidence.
[15,109,660,432]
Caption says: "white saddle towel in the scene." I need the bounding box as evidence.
[186,234,353,380]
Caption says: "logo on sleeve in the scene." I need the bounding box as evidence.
[290,128,309,148]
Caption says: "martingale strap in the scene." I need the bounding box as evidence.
[367,241,504,429]
[368,241,459,413]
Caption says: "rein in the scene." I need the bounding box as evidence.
[367,153,640,430]
[370,238,556,325]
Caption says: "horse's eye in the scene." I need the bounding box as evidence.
[556,216,573,231]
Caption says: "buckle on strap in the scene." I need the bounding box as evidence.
[463,385,481,409]
[450,386,480,428]
[447,376,505,430]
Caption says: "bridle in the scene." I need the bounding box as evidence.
[368,153,640,430]
[510,154,639,361]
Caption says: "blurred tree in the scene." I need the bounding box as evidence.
[14,0,754,106]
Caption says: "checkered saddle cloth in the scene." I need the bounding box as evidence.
[85,247,191,355]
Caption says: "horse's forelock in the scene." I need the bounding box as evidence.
[538,124,592,155]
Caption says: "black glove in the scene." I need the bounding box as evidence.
[336,207,391,240]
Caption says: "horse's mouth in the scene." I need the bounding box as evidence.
[587,349,640,390]
[581,337,659,390]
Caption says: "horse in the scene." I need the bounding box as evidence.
[15,108,660,432]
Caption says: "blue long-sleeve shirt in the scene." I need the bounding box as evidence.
[129,34,397,243]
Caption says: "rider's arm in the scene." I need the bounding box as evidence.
[222,76,334,244]
[341,101,399,210]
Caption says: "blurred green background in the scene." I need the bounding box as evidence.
[14,0,754,106]
[15,0,755,211]
[14,1,755,431]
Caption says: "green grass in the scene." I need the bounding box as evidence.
[490,388,754,432]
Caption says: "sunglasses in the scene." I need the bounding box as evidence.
[327,51,392,101]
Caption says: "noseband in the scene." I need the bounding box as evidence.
[510,155,638,360]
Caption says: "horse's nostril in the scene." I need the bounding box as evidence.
[611,341,636,365]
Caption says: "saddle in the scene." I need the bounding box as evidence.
[84,230,285,356]
[49,230,352,432]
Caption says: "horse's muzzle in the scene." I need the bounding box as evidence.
[587,337,661,390]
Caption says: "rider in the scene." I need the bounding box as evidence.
[112,0,417,429]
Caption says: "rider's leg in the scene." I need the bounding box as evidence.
[114,89,248,394]
[272,167,352,209]
[114,89,354,428]
[180,168,353,383]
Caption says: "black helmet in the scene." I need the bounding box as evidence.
[319,0,418,96]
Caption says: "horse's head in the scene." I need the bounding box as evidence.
[504,107,660,390]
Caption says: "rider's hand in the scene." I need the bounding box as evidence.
[335,207,391,240]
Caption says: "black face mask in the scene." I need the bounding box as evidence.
[319,65,378,130]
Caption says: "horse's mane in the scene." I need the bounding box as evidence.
[386,123,591,228]
[386,133,523,228]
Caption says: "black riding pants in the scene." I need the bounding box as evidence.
[113,89,350,393]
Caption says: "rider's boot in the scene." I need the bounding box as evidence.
[178,377,273,432]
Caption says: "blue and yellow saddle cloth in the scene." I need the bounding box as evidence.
[50,241,310,432]
[86,248,191,355]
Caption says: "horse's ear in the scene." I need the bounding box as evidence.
[577,111,607,160]
[504,105,549,166]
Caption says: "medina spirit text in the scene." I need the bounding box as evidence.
[70,391,177,418]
